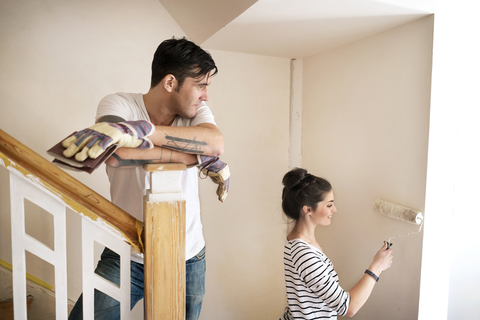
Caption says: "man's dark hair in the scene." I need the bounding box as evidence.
[150,37,218,89]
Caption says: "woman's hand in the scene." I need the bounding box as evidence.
[369,242,394,275]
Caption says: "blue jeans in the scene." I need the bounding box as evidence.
[68,246,206,320]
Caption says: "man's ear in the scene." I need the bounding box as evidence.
[163,74,176,93]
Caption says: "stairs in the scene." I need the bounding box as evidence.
[0,262,75,319]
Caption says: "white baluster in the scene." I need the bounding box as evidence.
[10,172,68,319]
[82,218,131,319]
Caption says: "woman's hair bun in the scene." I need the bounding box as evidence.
[281,167,332,221]
[282,167,308,190]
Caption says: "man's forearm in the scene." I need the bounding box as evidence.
[105,146,198,167]
[149,123,224,157]
[96,116,224,158]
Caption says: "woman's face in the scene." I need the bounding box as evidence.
[310,190,337,226]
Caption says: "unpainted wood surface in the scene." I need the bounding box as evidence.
[144,200,186,320]
[144,163,187,172]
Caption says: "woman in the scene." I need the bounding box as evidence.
[281,168,393,319]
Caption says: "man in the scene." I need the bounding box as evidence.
[67,37,228,320]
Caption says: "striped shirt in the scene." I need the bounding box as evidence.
[282,239,350,320]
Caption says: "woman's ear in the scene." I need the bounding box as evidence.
[302,205,312,216]
[163,74,176,92]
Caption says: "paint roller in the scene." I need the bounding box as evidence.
[372,199,424,249]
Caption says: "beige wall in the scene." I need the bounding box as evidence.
[0,0,439,319]
[0,0,290,318]
[302,16,433,320]
[199,50,290,319]
[0,0,185,303]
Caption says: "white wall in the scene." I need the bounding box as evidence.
[301,16,434,320]
[0,0,290,318]
[419,0,480,319]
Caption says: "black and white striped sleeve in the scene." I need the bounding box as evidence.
[290,241,350,316]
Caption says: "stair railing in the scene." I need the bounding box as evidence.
[0,129,185,319]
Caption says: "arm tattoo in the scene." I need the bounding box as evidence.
[157,148,173,163]
[162,134,207,154]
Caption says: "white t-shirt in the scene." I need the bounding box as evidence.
[96,92,216,262]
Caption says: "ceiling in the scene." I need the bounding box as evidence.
[159,0,434,59]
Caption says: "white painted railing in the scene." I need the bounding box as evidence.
[10,170,69,319]
[9,169,131,319]
[0,129,136,319]
[1,129,185,319]
[81,210,131,319]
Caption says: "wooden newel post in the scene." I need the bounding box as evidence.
[143,164,187,320]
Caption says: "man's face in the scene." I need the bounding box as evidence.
[171,72,211,119]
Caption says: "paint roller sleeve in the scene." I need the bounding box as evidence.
[372,199,424,247]
[372,199,424,225]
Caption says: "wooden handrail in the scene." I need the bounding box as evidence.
[0,129,142,252]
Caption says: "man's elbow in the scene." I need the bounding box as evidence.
[212,145,224,157]
[198,123,224,156]
[210,135,224,157]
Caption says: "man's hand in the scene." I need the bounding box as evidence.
[62,121,155,162]
[197,155,230,202]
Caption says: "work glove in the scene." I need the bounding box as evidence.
[62,120,155,162]
[197,155,230,202]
